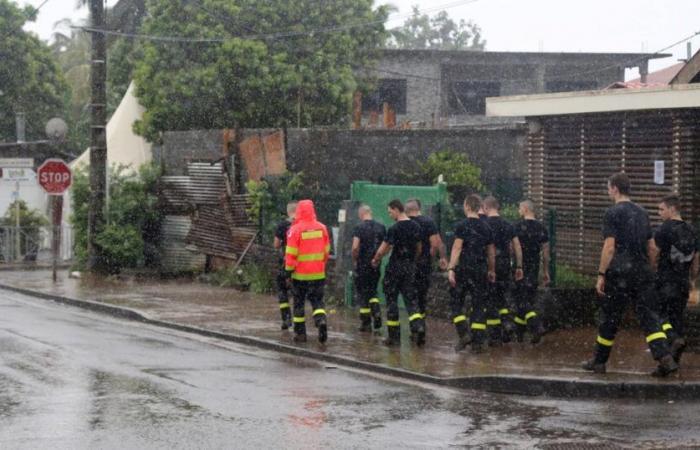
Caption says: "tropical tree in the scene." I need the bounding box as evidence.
[0,0,68,142]
[131,0,391,141]
[388,6,485,50]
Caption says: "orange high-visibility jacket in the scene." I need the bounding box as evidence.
[285,200,330,281]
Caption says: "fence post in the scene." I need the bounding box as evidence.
[547,208,557,288]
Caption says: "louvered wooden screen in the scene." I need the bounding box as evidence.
[525,108,700,274]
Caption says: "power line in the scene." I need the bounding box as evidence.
[72,0,480,44]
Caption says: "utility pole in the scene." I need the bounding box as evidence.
[87,0,107,272]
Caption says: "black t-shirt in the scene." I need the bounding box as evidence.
[410,215,439,267]
[654,219,698,280]
[602,201,652,268]
[487,216,515,268]
[275,219,292,254]
[454,217,494,270]
[514,219,549,276]
[385,219,422,266]
[352,219,386,270]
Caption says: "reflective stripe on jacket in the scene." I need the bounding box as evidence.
[284,200,330,281]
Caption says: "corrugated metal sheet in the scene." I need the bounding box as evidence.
[526,108,700,274]
[160,162,225,211]
[159,215,206,273]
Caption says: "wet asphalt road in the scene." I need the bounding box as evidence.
[2,290,700,449]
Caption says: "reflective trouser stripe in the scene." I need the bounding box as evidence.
[525,311,537,320]
[596,336,614,347]
[662,323,673,331]
[293,317,306,323]
[285,266,295,271]
[646,332,667,343]
[471,323,486,330]
[359,308,371,314]
[487,319,502,326]
[453,315,467,324]
[514,316,527,325]
[387,320,400,327]
[409,313,422,322]
[291,272,326,281]
[499,309,509,315]
[369,298,380,304]
[312,309,326,316]
[279,303,290,309]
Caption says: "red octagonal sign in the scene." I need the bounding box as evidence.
[38,158,72,195]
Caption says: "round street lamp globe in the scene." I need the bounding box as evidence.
[45,117,68,142]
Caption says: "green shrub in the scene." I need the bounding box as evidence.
[242,263,274,294]
[210,265,248,289]
[500,203,520,222]
[209,263,274,294]
[70,162,162,273]
[555,263,595,289]
[95,224,144,269]
[246,171,305,245]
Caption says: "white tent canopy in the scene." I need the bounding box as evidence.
[71,81,152,170]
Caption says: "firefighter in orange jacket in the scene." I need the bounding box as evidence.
[284,199,331,343]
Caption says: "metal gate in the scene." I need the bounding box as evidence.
[0,226,73,263]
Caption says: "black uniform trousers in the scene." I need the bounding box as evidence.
[355,266,382,325]
[383,260,423,339]
[593,264,670,364]
[415,262,432,318]
[513,268,541,335]
[486,261,512,340]
[276,260,291,323]
[656,274,690,342]
[449,268,489,344]
[291,279,327,336]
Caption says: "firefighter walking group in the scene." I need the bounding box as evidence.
[275,173,699,377]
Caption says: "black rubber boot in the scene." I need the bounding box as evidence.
[413,320,426,347]
[384,325,400,347]
[293,320,306,341]
[454,323,471,352]
[358,314,371,332]
[651,354,679,377]
[581,359,606,374]
[671,338,687,364]
[280,308,292,330]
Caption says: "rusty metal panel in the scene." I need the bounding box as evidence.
[239,130,287,181]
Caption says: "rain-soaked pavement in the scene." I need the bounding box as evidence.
[2,270,700,388]
[2,290,700,449]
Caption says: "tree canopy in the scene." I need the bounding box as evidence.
[132,0,390,141]
[0,0,68,142]
[389,6,485,51]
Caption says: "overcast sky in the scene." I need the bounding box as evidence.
[19,0,700,79]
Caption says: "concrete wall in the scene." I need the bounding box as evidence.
[371,50,642,124]
[285,126,527,224]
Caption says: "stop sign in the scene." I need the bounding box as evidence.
[38,159,72,194]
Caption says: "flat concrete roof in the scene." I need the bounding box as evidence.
[485,83,700,117]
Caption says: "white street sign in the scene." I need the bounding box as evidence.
[0,158,34,168]
[1,167,36,182]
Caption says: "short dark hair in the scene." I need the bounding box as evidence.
[405,197,421,210]
[608,172,631,195]
[388,199,404,213]
[464,194,481,212]
[483,195,499,210]
[661,194,681,211]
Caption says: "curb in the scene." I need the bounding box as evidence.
[2,283,698,400]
